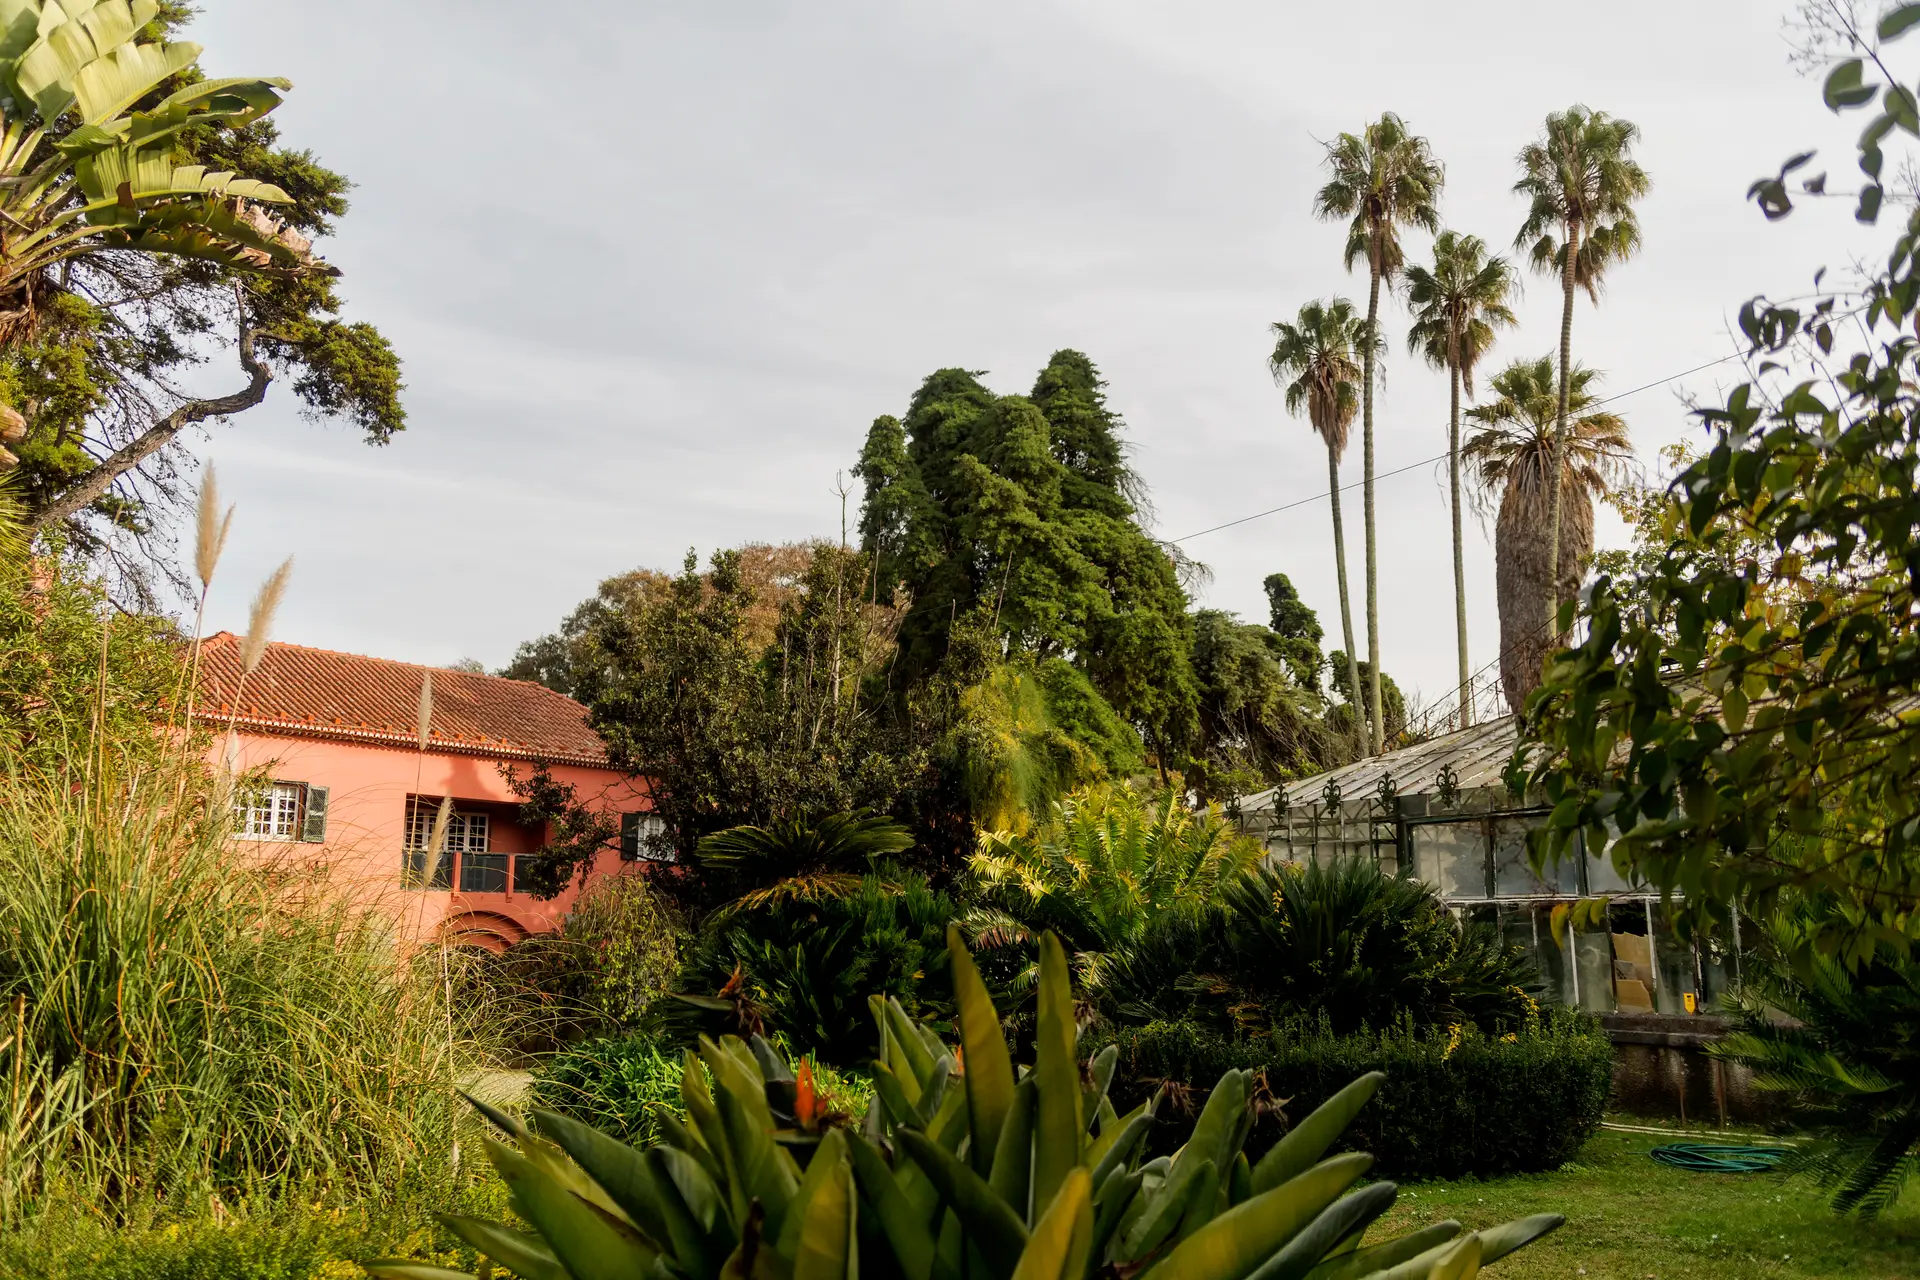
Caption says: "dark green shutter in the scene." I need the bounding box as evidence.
[300,785,329,842]
[619,810,640,861]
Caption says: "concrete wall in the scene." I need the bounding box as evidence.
[1603,1013,1783,1126]
[222,729,647,951]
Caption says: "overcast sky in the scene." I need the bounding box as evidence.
[183,0,1883,713]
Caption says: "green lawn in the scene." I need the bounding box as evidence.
[1370,1123,1920,1279]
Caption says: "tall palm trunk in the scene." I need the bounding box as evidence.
[1362,266,1384,754]
[1546,219,1580,639]
[1327,444,1366,754]
[1448,356,1470,728]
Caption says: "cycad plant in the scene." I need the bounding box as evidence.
[371,928,1564,1280]
[1313,114,1444,756]
[1462,357,1630,714]
[1269,299,1374,752]
[1713,914,1920,1216]
[1403,233,1516,725]
[1511,107,1648,626]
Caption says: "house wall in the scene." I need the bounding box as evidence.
[221,730,646,951]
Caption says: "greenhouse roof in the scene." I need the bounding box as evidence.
[1244,716,1526,819]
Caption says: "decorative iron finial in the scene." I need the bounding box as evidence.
[1436,763,1462,810]
[1273,787,1290,820]
[1375,772,1397,808]
[1321,778,1342,812]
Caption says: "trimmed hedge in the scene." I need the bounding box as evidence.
[1090,1011,1613,1181]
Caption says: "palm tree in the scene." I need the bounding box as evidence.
[1405,232,1517,728]
[1314,114,1444,756]
[1269,298,1375,751]
[1513,107,1649,630]
[1463,356,1630,714]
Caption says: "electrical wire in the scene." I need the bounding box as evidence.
[1161,312,1869,547]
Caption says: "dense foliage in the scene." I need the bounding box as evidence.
[1097,857,1540,1037]
[668,869,961,1065]
[1092,1013,1613,1181]
[965,783,1260,987]
[533,1030,873,1150]
[2,4,401,575]
[1522,8,1920,960]
[0,747,472,1216]
[1714,909,1920,1216]
[369,930,1565,1280]
[855,353,1197,765]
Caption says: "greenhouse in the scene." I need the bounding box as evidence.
[1237,719,1740,1017]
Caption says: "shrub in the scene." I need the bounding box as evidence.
[451,873,683,1056]
[1713,912,1920,1215]
[532,1030,874,1148]
[670,870,958,1065]
[366,930,1567,1280]
[1091,1012,1614,1181]
[1099,857,1541,1037]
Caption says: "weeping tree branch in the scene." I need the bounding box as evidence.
[27,323,272,532]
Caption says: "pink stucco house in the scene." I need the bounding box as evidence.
[195,634,655,951]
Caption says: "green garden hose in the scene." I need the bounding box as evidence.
[1648,1142,1792,1173]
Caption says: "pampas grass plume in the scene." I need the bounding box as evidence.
[416,671,434,751]
[427,795,454,859]
[240,557,293,676]
[194,466,236,591]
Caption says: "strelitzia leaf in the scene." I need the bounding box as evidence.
[950,923,1017,1174]
[1237,1182,1395,1280]
[1474,1213,1564,1264]
[435,1214,570,1280]
[488,1137,661,1280]
[847,1131,949,1280]
[989,1075,1038,1220]
[532,1108,671,1248]
[897,1127,1029,1277]
[1031,933,1084,1216]
[785,1130,857,1280]
[1136,1152,1372,1280]
[360,1266,475,1280]
[1010,1167,1092,1280]
[1115,1156,1213,1264]
[1180,1069,1251,1178]
[1250,1073,1383,1196]
[1425,1234,1482,1280]
[1300,1222,1461,1280]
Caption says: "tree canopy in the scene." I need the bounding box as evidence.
[2,2,402,586]
[855,350,1196,766]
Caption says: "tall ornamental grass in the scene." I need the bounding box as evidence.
[0,746,477,1217]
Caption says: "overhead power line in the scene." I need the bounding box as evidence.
[1159,346,1771,546]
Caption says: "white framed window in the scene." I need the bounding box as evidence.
[233,781,327,843]
[620,812,672,862]
[404,799,492,891]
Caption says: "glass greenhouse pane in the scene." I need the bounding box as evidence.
[1491,817,1574,896]
[1408,820,1487,899]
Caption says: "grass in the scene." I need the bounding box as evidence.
[0,743,488,1216]
[1368,1122,1920,1279]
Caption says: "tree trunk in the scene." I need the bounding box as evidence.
[1449,358,1470,729]
[1362,265,1384,755]
[28,327,271,531]
[1546,220,1580,643]
[1327,443,1366,756]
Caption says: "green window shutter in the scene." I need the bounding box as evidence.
[619,810,640,861]
[300,785,329,842]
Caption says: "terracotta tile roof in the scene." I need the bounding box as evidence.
[194,634,610,766]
